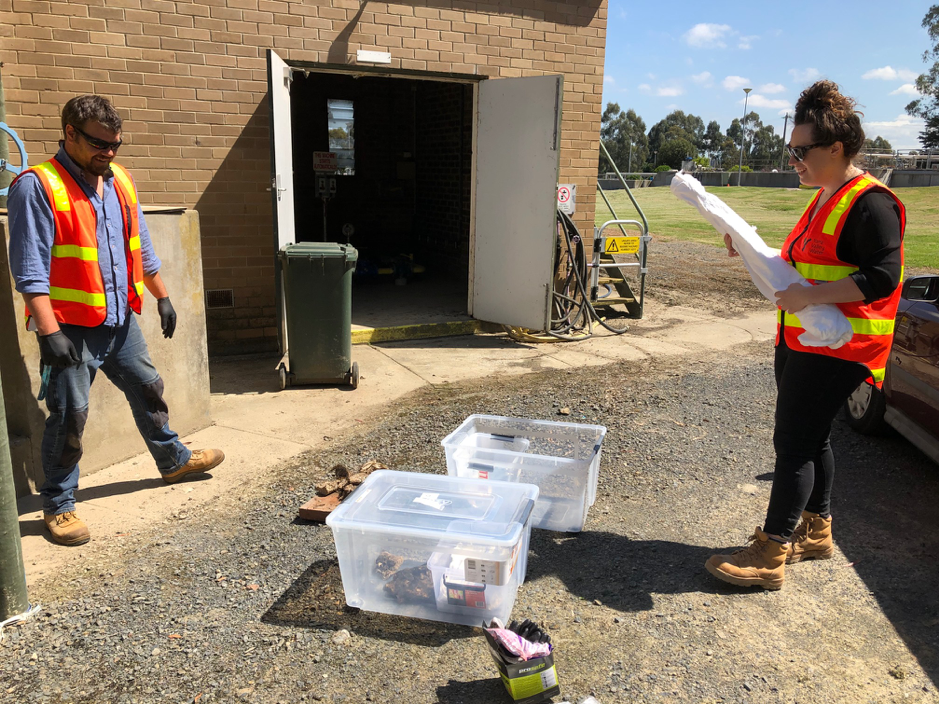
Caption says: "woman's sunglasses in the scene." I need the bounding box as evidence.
[786,142,827,162]
[70,125,123,152]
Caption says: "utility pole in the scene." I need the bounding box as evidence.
[0,364,29,621]
[627,141,633,174]
[0,62,9,210]
[737,87,752,185]
[779,113,790,171]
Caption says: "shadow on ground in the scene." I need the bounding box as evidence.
[16,476,211,517]
[434,677,506,704]
[261,559,476,646]
[526,532,728,611]
[831,422,939,687]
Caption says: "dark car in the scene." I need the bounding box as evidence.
[844,274,939,464]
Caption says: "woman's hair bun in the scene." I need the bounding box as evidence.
[794,80,865,159]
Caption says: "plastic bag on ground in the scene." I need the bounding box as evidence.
[669,172,852,349]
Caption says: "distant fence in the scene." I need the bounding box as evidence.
[599,170,938,189]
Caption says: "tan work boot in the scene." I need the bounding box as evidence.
[43,511,91,546]
[787,511,834,564]
[162,449,225,484]
[705,527,788,590]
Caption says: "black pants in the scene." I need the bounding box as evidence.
[763,337,869,540]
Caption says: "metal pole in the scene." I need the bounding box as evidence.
[0,61,9,210]
[779,113,790,171]
[737,87,752,185]
[0,364,29,621]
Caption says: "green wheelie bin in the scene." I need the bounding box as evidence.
[277,242,359,390]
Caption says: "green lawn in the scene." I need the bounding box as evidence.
[595,186,939,270]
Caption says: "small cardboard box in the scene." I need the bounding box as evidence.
[490,650,560,704]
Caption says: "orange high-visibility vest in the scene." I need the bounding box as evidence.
[777,173,905,387]
[16,158,144,328]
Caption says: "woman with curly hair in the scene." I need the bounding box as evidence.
[706,80,905,590]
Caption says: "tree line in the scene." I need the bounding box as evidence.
[599,105,895,174]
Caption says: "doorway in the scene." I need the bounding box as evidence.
[289,71,475,331]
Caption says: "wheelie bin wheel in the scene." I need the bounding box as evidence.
[350,361,359,389]
[278,364,288,390]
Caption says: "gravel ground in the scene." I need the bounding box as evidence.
[4,240,939,704]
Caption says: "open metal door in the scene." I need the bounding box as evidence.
[473,75,562,330]
[266,49,295,354]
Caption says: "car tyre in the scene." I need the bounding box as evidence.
[843,380,886,435]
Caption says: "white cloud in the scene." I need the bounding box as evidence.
[683,23,732,49]
[604,75,616,86]
[722,75,751,91]
[759,83,786,94]
[657,86,685,97]
[789,68,821,83]
[863,114,926,149]
[691,71,713,85]
[638,83,651,93]
[862,66,919,81]
[889,83,920,96]
[646,73,657,80]
[745,94,792,111]
[737,35,757,50]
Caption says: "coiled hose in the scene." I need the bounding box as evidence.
[503,210,631,342]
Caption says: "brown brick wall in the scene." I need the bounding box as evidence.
[0,0,607,355]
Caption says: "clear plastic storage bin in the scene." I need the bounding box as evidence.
[441,415,607,532]
[325,470,538,627]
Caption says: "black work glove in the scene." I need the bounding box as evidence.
[157,297,176,339]
[38,330,81,368]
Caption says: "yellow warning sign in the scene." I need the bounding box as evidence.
[605,236,641,254]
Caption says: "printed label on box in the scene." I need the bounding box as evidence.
[412,492,447,510]
[463,542,520,585]
[444,578,487,609]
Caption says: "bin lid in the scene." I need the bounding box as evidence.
[279,242,358,261]
[326,470,538,546]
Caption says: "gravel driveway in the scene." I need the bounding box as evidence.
[4,239,939,704]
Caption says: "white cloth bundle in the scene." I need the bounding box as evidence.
[669,172,852,349]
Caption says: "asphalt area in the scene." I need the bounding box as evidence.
[3,238,939,704]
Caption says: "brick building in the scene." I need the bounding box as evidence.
[1,0,608,355]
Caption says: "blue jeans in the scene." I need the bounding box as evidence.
[40,315,192,515]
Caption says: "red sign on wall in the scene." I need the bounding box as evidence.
[313,151,338,172]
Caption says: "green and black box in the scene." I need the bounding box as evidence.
[484,634,560,704]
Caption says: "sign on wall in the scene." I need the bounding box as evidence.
[557,184,576,215]
[313,151,338,172]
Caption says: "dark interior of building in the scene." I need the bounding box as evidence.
[288,72,474,328]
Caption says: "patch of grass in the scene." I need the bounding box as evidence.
[595,186,939,270]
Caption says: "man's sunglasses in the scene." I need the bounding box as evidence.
[70,125,123,152]
[786,142,828,162]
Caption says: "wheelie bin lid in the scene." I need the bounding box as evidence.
[279,242,358,261]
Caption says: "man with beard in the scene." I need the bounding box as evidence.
[7,95,225,546]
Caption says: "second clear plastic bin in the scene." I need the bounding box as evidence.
[441,415,607,532]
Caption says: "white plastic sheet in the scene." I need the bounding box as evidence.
[669,172,852,349]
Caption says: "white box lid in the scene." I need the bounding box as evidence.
[326,470,538,546]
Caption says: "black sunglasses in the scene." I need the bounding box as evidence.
[786,142,828,162]
[70,125,123,152]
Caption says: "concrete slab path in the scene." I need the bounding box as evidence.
[16,301,776,585]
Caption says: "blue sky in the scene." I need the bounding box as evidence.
[601,2,933,149]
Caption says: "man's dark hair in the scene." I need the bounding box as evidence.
[61,95,123,136]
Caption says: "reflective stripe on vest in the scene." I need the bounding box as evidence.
[32,162,72,212]
[793,261,858,282]
[50,244,99,261]
[48,285,107,307]
[778,309,896,336]
[821,178,872,235]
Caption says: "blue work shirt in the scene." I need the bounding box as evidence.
[7,145,161,328]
